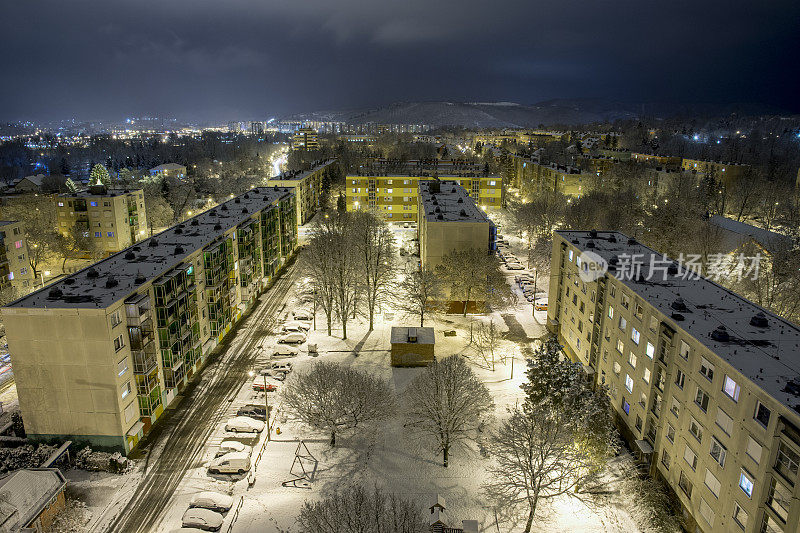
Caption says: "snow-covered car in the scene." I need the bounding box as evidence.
[282,320,311,332]
[292,309,313,321]
[208,452,251,475]
[252,378,278,392]
[270,361,293,372]
[190,491,234,512]
[181,508,224,531]
[277,332,307,344]
[225,416,265,433]
[505,263,525,270]
[271,345,298,358]
[169,528,208,533]
[216,440,251,457]
[237,404,268,420]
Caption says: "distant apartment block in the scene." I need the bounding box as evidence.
[55,186,148,256]
[267,159,336,226]
[417,180,495,269]
[2,187,298,454]
[0,221,35,292]
[549,230,800,533]
[291,127,320,151]
[681,159,748,185]
[149,163,187,180]
[632,152,683,170]
[346,160,503,222]
[507,157,593,198]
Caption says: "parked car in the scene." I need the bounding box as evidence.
[181,508,224,531]
[225,416,265,433]
[505,263,524,270]
[270,361,293,372]
[283,320,311,331]
[534,299,549,311]
[252,379,278,392]
[190,491,234,512]
[237,405,267,420]
[272,345,298,358]
[169,528,207,533]
[292,309,313,321]
[281,323,305,333]
[216,440,251,458]
[277,332,307,344]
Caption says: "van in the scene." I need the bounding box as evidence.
[208,452,251,475]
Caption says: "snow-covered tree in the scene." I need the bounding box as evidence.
[436,248,514,315]
[351,209,395,330]
[282,361,395,447]
[405,355,493,467]
[474,318,502,370]
[297,484,428,533]
[90,164,110,187]
[395,265,443,326]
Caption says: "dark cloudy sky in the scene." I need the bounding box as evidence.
[1,0,798,122]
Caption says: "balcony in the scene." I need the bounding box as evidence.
[133,349,158,375]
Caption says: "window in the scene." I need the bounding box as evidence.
[679,340,690,359]
[766,478,791,522]
[709,438,726,467]
[684,445,697,470]
[121,381,131,399]
[675,369,685,389]
[110,310,121,328]
[634,303,643,319]
[732,502,748,530]
[124,402,137,423]
[625,374,634,393]
[617,339,624,353]
[90,201,98,207]
[715,408,733,435]
[386,188,393,193]
[568,250,574,261]
[649,316,658,332]
[746,437,762,464]
[620,292,630,309]
[723,375,740,401]
[754,401,771,427]
[666,424,675,442]
[113,334,125,351]
[630,328,640,345]
[95,231,101,238]
[689,417,704,442]
[608,306,614,319]
[698,498,715,527]
[117,357,128,377]
[619,316,627,331]
[670,397,681,418]
[609,285,616,298]
[704,469,721,498]
[695,387,710,412]
[699,357,714,381]
[739,470,754,498]
[58,201,64,206]
[643,367,651,384]
[14,240,22,249]
[661,450,671,470]
[679,471,693,498]
[775,441,800,478]
[628,351,637,369]
[645,342,655,359]
[761,515,784,533]
[622,398,630,415]
[613,362,621,375]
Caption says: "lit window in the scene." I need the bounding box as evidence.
[568,250,574,261]
[645,342,655,359]
[608,306,614,319]
[723,375,740,401]
[121,381,131,399]
[622,398,630,415]
[58,201,64,206]
[95,232,101,237]
[90,201,98,207]
[739,471,754,498]
[613,362,621,375]
[631,328,640,345]
[616,339,624,353]
[117,357,129,377]
[643,367,651,384]
[628,351,637,368]
[625,374,634,393]
[107,232,114,237]
[14,240,22,249]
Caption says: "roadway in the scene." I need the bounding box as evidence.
[103,260,300,533]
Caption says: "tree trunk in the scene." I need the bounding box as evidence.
[524,503,536,533]
[368,306,374,331]
[327,315,332,336]
[419,312,424,327]
[342,319,347,340]
[330,430,336,447]
[443,446,449,467]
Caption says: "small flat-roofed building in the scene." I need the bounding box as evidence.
[149,163,187,180]
[707,215,793,255]
[0,468,66,532]
[390,326,435,366]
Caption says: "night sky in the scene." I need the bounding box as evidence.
[2,0,798,122]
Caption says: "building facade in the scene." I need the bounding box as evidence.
[268,159,336,226]
[2,187,298,455]
[548,230,800,533]
[149,163,187,180]
[291,127,320,150]
[346,160,503,222]
[0,221,35,293]
[55,186,148,256]
[681,159,748,186]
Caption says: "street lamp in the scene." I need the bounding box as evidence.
[248,370,270,439]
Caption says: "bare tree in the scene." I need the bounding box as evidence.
[436,248,513,316]
[395,265,444,326]
[351,210,395,330]
[297,484,428,533]
[52,226,102,273]
[485,404,600,532]
[474,318,502,370]
[0,197,59,278]
[405,355,494,467]
[303,227,338,335]
[282,361,395,447]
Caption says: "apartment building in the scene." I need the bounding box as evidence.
[632,153,683,170]
[55,186,148,256]
[267,159,336,226]
[506,157,594,198]
[149,163,187,180]
[346,160,503,222]
[548,230,800,533]
[291,127,320,151]
[2,186,298,455]
[682,159,749,186]
[0,221,35,292]
[417,180,495,269]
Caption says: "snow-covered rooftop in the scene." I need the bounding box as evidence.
[268,159,336,182]
[418,181,491,224]
[559,230,800,414]
[391,326,435,345]
[708,215,793,254]
[7,187,294,310]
